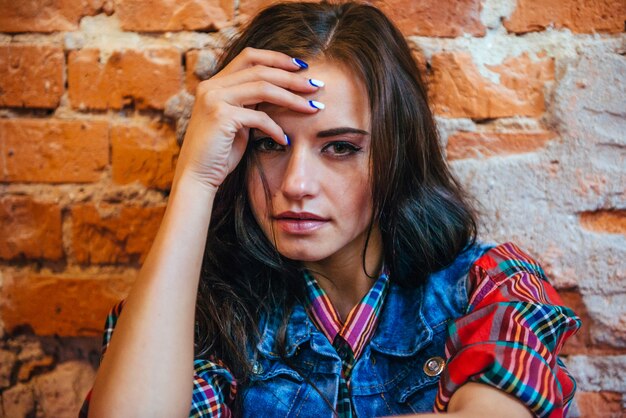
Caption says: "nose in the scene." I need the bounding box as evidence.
[280,143,320,200]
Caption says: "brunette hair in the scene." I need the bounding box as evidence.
[194,0,477,407]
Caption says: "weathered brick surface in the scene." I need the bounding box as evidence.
[111,122,179,189]
[32,361,96,416]
[566,355,626,393]
[116,0,234,31]
[0,196,63,261]
[0,45,64,108]
[1,382,35,417]
[185,49,219,93]
[579,210,626,236]
[0,0,624,412]
[373,0,485,37]
[0,0,105,32]
[575,391,624,418]
[238,0,316,22]
[0,119,109,183]
[446,131,555,160]
[239,0,485,37]
[430,52,554,119]
[0,349,17,388]
[0,273,134,336]
[71,204,166,264]
[68,48,182,110]
[504,0,626,34]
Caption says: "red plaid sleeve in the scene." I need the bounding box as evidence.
[435,242,581,417]
[79,300,236,418]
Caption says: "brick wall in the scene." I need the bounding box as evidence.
[0,0,624,416]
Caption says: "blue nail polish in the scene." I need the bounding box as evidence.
[292,58,308,69]
[308,100,325,110]
[309,78,325,87]
[285,134,291,145]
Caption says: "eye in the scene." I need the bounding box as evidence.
[252,137,285,153]
[322,141,362,157]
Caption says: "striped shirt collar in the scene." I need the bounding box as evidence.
[302,267,390,360]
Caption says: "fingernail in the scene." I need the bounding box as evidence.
[285,134,291,145]
[309,78,325,87]
[292,58,308,69]
[308,100,325,110]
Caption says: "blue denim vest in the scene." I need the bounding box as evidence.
[241,242,494,417]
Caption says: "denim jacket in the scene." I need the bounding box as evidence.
[241,242,494,417]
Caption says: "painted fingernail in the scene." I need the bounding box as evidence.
[292,58,308,69]
[308,100,325,110]
[309,78,325,87]
[285,134,291,145]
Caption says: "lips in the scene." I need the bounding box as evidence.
[274,211,329,233]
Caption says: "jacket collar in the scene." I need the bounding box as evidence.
[256,282,432,359]
[369,283,433,356]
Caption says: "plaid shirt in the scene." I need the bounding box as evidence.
[79,242,580,417]
[302,268,390,417]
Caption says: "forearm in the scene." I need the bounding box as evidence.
[88,173,217,418]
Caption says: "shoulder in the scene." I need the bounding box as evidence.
[466,241,563,310]
[470,241,547,285]
[418,240,495,323]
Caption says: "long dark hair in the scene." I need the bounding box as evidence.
[194,0,477,403]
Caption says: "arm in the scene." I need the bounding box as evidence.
[434,243,580,418]
[395,382,533,417]
[87,48,321,418]
[446,382,532,417]
[87,176,217,418]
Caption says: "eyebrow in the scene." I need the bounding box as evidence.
[316,127,370,138]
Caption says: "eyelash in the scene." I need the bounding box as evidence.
[322,141,362,157]
[252,137,285,152]
[251,138,362,158]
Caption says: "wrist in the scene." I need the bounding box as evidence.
[171,170,220,199]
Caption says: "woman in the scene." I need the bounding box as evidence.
[81,2,580,417]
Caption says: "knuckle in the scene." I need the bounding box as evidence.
[253,65,270,79]
[208,101,228,118]
[241,47,256,60]
[256,80,273,95]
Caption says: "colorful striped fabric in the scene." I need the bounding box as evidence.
[79,242,580,418]
[302,268,390,417]
[435,242,581,417]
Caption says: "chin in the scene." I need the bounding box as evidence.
[276,246,331,263]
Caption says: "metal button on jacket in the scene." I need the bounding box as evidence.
[423,356,446,377]
[252,361,264,375]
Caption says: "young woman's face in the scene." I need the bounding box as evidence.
[247,60,377,263]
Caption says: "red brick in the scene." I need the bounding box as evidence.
[0,45,64,109]
[239,0,485,37]
[0,196,63,261]
[68,48,182,110]
[0,273,134,336]
[446,131,555,160]
[580,210,626,236]
[17,355,54,381]
[429,52,554,119]
[71,203,166,264]
[576,391,624,418]
[504,0,626,34]
[0,119,109,183]
[116,0,233,31]
[373,0,485,37]
[559,288,625,355]
[111,122,179,190]
[238,0,318,22]
[0,0,104,32]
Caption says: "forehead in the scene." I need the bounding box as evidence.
[258,59,371,134]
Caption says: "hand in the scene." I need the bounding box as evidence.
[174,47,321,191]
